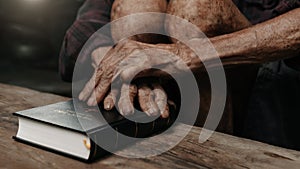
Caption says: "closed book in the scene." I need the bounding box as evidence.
[13,100,175,162]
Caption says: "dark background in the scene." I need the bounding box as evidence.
[0,0,84,96]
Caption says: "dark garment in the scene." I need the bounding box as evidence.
[233,0,300,24]
[59,0,113,81]
[244,61,300,150]
[233,0,300,149]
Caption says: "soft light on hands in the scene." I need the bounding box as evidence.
[79,40,174,118]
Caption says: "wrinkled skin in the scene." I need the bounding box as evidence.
[91,45,169,116]
[80,0,249,119]
[79,39,183,117]
[111,0,168,43]
[80,0,300,120]
[110,0,173,117]
[166,0,251,40]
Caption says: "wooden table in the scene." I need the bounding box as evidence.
[1,83,300,169]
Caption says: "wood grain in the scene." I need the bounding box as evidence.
[1,83,300,169]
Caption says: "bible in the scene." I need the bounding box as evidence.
[13,100,175,162]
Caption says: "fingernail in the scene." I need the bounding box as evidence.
[161,112,169,118]
[145,111,151,116]
[79,93,83,100]
[92,100,97,106]
[119,109,124,116]
[87,98,94,106]
[105,103,111,110]
[147,109,157,116]
[148,109,154,116]
[123,109,129,116]
[126,109,134,116]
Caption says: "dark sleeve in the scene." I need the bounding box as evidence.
[59,0,114,82]
[274,0,300,15]
[233,0,299,24]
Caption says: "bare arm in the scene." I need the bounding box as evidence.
[193,8,300,69]
[120,8,300,81]
[79,8,300,106]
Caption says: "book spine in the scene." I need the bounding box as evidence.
[88,113,176,161]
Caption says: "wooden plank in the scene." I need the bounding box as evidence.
[1,83,300,169]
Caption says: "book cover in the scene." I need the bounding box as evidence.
[13,99,175,162]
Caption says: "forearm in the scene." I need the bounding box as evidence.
[170,8,300,73]
[101,8,299,80]
[211,8,300,68]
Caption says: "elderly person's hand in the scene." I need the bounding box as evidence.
[79,40,181,118]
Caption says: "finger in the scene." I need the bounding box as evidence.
[87,75,111,106]
[87,90,97,106]
[79,71,97,101]
[118,84,137,116]
[103,88,119,110]
[152,84,169,118]
[161,104,170,119]
[87,59,118,105]
[80,64,106,102]
[82,46,113,100]
[138,85,160,116]
[92,62,97,69]
[167,100,177,110]
[82,46,114,100]
[83,42,128,104]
